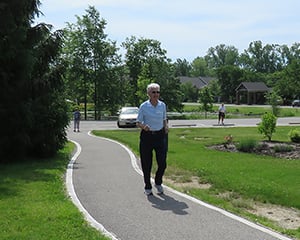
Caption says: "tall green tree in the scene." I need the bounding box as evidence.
[265,90,281,116]
[136,57,183,111]
[190,57,211,77]
[173,58,191,77]
[240,41,284,73]
[180,82,199,102]
[216,65,244,103]
[275,59,300,101]
[122,36,167,106]
[205,44,239,69]
[199,87,214,118]
[0,0,69,160]
[63,6,121,119]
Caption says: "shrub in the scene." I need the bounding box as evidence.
[273,144,293,153]
[258,112,277,141]
[288,128,300,143]
[237,139,258,152]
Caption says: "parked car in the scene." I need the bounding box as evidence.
[117,107,139,128]
[292,100,300,107]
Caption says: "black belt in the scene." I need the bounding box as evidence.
[143,128,164,134]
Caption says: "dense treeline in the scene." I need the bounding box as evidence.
[63,6,300,116]
[1,3,299,161]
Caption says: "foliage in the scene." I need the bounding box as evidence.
[205,44,239,68]
[173,58,191,76]
[273,144,293,153]
[236,139,258,152]
[180,82,199,102]
[122,36,183,111]
[63,6,122,120]
[190,56,212,77]
[207,79,221,102]
[0,1,69,161]
[198,87,214,117]
[122,36,167,106]
[216,65,244,103]
[288,128,300,143]
[240,41,285,73]
[265,90,281,116]
[258,112,277,141]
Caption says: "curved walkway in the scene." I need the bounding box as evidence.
[66,122,293,240]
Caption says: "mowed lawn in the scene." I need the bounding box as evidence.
[0,143,110,240]
[93,126,300,238]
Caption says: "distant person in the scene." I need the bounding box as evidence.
[218,103,226,125]
[73,108,81,132]
[136,83,168,196]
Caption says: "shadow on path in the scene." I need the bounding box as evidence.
[147,193,189,215]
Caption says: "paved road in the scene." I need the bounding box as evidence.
[67,119,298,240]
[71,117,300,131]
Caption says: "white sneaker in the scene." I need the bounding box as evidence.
[144,189,153,196]
[155,185,164,194]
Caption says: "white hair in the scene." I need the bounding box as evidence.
[147,83,160,93]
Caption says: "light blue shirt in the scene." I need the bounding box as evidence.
[137,100,167,131]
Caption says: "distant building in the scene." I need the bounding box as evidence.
[179,76,216,89]
[235,82,270,105]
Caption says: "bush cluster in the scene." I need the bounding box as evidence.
[237,139,258,152]
[288,128,300,143]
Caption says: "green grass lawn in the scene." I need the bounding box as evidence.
[0,143,109,240]
[93,126,300,239]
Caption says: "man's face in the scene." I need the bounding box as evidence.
[148,88,160,100]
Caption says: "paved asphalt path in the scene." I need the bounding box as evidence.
[67,118,298,240]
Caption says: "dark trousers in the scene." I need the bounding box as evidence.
[139,130,167,190]
[218,112,225,122]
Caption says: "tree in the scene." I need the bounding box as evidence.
[63,6,122,119]
[216,65,244,103]
[173,58,191,77]
[240,41,284,73]
[180,82,199,102]
[207,79,221,103]
[265,90,281,116]
[280,59,300,99]
[136,58,183,111]
[0,0,69,160]
[205,44,239,69]
[122,36,167,106]
[190,57,211,77]
[258,112,277,141]
[199,87,214,118]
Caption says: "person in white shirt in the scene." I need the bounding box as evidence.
[218,103,226,125]
[136,83,168,196]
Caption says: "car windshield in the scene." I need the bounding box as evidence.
[122,109,138,114]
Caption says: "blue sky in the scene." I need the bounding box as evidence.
[36,0,300,62]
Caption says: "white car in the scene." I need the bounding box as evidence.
[117,107,139,128]
[292,100,300,107]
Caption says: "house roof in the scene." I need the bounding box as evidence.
[235,82,270,92]
[179,76,216,89]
